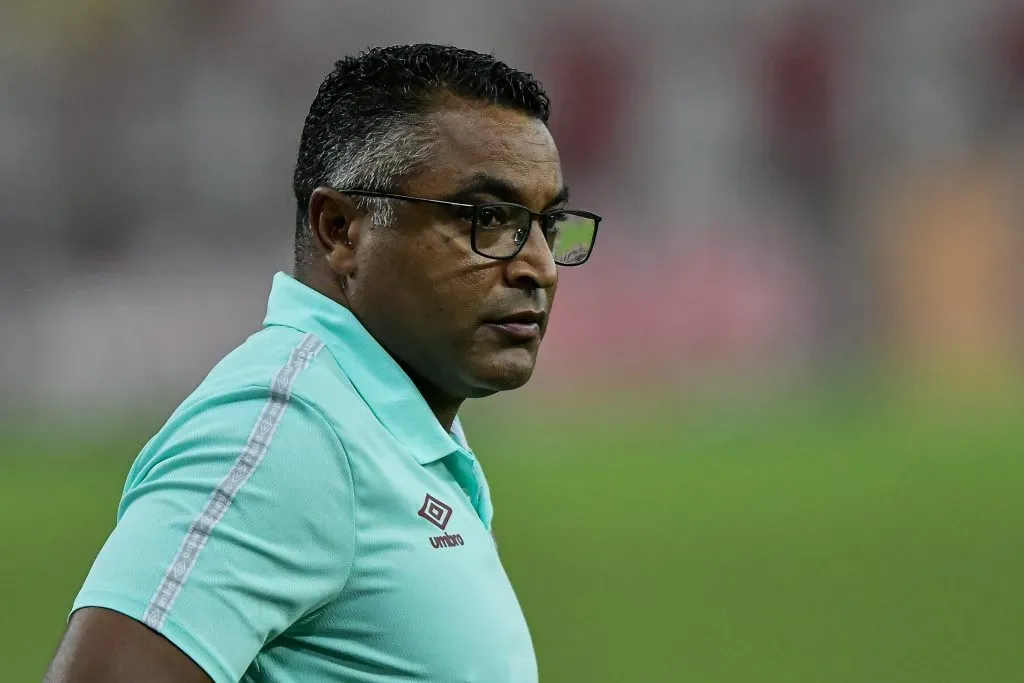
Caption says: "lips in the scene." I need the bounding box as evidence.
[491,310,545,326]
[484,310,546,342]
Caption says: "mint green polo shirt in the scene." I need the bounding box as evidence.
[72,272,537,683]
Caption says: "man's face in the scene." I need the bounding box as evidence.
[347,101,564,399]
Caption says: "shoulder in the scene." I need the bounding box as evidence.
[128,328,361,488]
[76,329,362,682]
[170,327,364,431]
[186,327,333,404]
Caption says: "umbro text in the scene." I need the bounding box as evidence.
[430,532,465,549]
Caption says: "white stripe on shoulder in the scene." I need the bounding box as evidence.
[142,333,324,631]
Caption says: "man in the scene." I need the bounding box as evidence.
[44,44,600,683]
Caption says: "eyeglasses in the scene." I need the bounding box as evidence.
[339,189,601,266]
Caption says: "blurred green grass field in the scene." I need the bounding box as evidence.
[3,385,1022,682]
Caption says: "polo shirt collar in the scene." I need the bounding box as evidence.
[262,272,468,466]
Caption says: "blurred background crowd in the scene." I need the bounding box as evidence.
[2,0,1021,415]
[2,2,1023,681]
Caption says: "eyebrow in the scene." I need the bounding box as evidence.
[547,185,570,209]
[442,173,570,211]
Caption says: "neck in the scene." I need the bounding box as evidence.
[406,372,463,432]
[300,266,463,432]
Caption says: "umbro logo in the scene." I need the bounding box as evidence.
[418,493,452,530]
[418,494,465,549]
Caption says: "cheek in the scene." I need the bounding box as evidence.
[362,230,503,341]
[417,238,500,316]
[429,265,496,329]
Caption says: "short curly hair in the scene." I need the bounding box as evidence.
[292,44,551,270]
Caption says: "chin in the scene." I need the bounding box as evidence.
[466,350,538,395]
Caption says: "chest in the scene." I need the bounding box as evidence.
[250,440,537,683]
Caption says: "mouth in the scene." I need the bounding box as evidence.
[483,310,546,342]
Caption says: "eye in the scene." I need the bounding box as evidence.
[545,215,564,235]
[543,211,566,237]
[476,205,512,229]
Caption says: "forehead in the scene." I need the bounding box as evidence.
[408,99,563,207]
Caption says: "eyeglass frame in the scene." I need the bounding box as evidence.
[336,189,601,266]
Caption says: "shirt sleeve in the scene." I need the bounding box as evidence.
[72,386,356,683]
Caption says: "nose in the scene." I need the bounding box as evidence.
[504,219,558,291]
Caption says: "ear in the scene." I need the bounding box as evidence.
[308,187,365,277]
